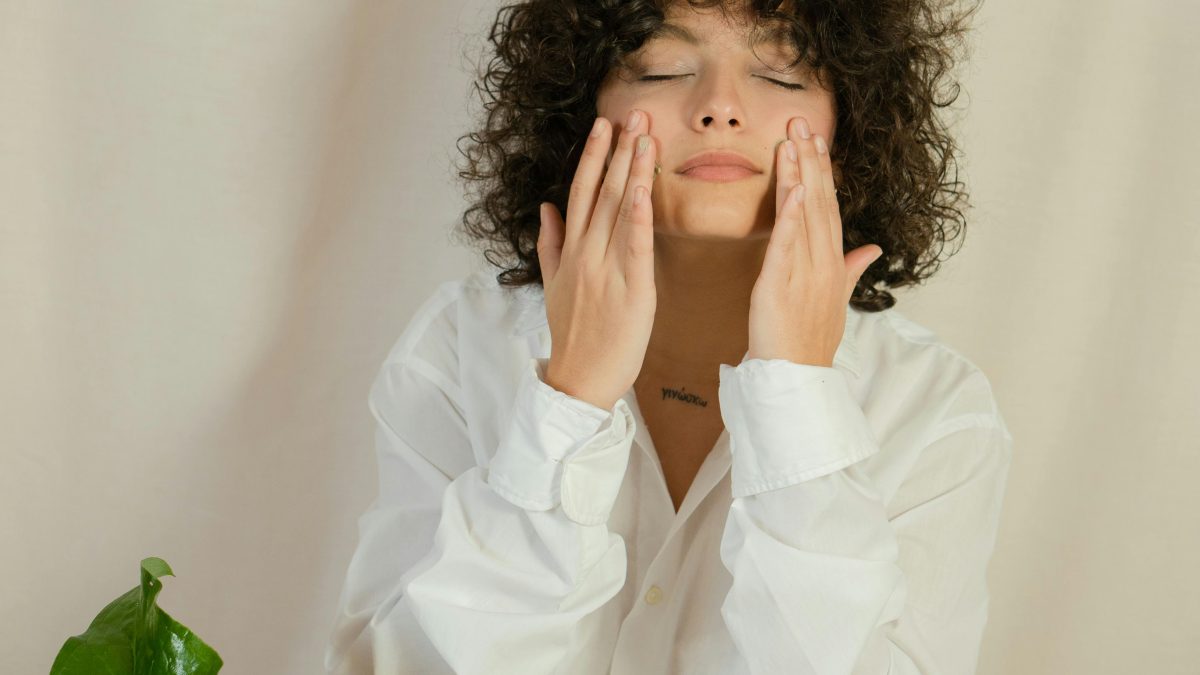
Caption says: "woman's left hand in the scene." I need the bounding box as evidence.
[747,116,884,367]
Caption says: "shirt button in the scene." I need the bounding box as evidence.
[644,585,663,605]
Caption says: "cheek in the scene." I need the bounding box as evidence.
[597,102,667,160]
[821,118,836,144]
[815,104,837,143]
[595,85,637,125]
[597,80,674,130]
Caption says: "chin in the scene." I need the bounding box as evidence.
[653,218,763,241]
[672,202,760,232]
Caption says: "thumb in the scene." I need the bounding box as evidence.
[537,202,564,283]
[844,244,883,297]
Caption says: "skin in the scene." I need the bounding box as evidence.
[541,2,879,510]
[594,2,847,383]
[538,2,881,510]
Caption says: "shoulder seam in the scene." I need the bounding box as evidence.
[369,355,467,425]
[380,278,466,369]
[879,310,988,378]
[922,411,1009,447]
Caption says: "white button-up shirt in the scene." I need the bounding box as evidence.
[325,269,1013,675]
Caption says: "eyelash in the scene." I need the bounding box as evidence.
[637,74,805,91]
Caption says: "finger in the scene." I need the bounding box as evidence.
[761,182,808,283]
[537,201,564,284]
[844,244,883,300]
[584,109,646,256]
[794,119,833,265]
[564,116,613,248]
[611,135,657,291]
[774,134,800,219]
[813,133,844,257]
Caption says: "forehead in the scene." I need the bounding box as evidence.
[648,4,795,51]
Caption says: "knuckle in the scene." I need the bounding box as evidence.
[628,237,652,257]
[599,182,624,204]
[568,181,589,205]
[570,172,593,195]
[584,145,608,168]
[618,195,637,222]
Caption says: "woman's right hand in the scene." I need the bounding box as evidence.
[536,109,658,412]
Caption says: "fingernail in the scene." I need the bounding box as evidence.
[797,118,810,139]
[785,140,797,161]
[626,109,641,131]
[815,135,827,154]
[793,184,805,204]
[636,134,649,156]
[590,118,604,138]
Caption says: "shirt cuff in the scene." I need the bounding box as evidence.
[487,356,635,525]
[717,358,879,498]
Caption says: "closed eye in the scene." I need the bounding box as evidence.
[637,75,685,84]
[637,74,805,91]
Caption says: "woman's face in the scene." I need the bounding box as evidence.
[595,4,836,240]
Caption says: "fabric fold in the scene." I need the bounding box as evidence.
[488,356,635,524]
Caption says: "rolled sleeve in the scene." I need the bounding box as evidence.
[488,356,635,525]
[718,359,880,498]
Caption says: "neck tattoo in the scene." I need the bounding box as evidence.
[661,385,709,408]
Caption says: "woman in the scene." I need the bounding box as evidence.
[327,0,1011,673]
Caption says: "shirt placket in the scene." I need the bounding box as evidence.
[610,388,736,674]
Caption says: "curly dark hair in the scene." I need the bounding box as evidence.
[449,0,982,312]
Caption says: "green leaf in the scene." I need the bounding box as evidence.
[50,557,223,675]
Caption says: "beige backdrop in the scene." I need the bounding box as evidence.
[3,1,1198,673]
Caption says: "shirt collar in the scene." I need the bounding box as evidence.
[509,283,863,379]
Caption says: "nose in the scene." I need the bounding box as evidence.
[690,66,745,132]
[699,112,739,129]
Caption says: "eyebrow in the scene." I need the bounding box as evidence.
[647,22,794,50]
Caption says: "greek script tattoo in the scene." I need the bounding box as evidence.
[661,386,708,408]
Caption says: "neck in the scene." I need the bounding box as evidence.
[640,229,769,380]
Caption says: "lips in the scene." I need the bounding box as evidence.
[676,150,762,175]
